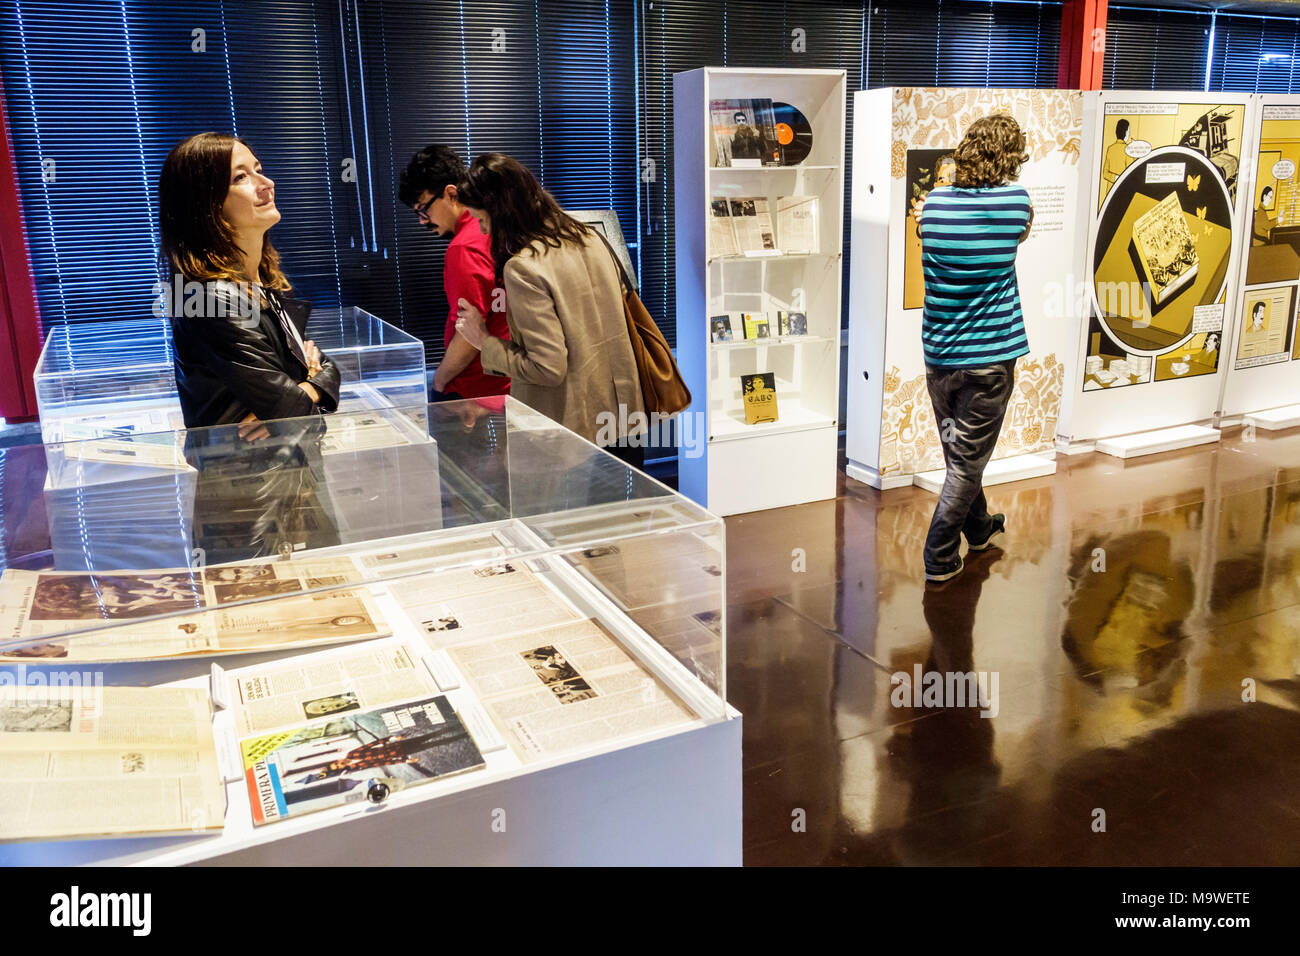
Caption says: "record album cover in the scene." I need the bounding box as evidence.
[743,313,771,340]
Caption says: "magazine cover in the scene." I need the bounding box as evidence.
[241,695,484,825]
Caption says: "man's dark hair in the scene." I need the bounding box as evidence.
[1115,118,1130,140]
[398,144,467,208]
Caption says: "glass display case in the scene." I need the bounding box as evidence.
[305,306,427,412]
[32,308,426,444]
[32,318,183,445]
[0,398,736,865]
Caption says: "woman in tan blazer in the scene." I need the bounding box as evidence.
[451,153,647,467]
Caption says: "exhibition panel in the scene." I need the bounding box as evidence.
[674,67,846,516]
[1058,91,1255,446]
[0,398,737,864]
[846,87,1084,491]
[1220,94,1300,424]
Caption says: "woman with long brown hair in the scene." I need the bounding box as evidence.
[451,152,646,467]
[158,132,339,430]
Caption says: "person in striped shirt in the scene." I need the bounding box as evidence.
[914,114,1033,582]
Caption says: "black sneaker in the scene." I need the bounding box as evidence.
[924,555,964,583]
[966,513,1006,552]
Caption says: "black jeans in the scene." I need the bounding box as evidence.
[922,359,1016,572]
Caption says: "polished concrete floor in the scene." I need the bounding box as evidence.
[726,427,1300,865]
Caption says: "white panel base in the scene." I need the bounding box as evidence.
[912,453,1057,495]
[1055,438,1096,456]
[706,424,838,516]
[1245,404,1300,431]
[1095,424,1220,459]
[845,460,914,491]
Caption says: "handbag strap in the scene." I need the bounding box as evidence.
[589,226,634,297]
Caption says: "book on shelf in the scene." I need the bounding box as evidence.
[709,197,739,259]
[776,195,819,254]
[776,311,808,336]
[742,313,771,340]
[729,197,777,253]
[709,315,735,343]
[740,372,780,425]
[709,98,782,168]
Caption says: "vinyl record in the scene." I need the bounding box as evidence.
[772,102,813,165]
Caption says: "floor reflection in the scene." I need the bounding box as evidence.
[732,428,1300,865]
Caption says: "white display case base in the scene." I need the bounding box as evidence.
[845,461,914,491]
[705,424,838,516]
[0,711,742,867]
[1244,404,1300,432]
[1094,424,1220,460]
[912,452,1057,495]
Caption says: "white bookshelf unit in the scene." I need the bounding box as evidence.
[674,67,846,516]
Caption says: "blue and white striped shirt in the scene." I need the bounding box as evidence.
[918,184,1032,367]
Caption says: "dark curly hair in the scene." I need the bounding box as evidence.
[953,114,1029,189]
[398,144,467,208]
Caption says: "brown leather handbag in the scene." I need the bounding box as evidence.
[594,230,692,417]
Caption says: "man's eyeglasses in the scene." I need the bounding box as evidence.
[414,194,437,222]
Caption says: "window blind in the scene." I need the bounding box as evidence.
[1208,12,1300,94]
[1103,5,1213,91]
[0,0,346,338]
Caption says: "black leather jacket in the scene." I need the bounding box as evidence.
[170,280,341,428]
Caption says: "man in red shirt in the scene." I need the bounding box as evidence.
[399,145,510,399]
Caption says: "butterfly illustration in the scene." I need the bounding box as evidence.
[1196,206,1207,219]
[1187,173,1201,191]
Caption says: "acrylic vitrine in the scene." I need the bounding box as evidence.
[33,318,184,445]
[0,397,737,866]
[32,308,426,445]
[306,306,427,412]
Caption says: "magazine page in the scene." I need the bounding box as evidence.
[729,197,777,253]
[320,413,414,455]
[446,619,697,762]
[355,533,512,576]
[776,195,819,253]
[0,686,225,841]
[709,197,739,258]
[240,695,484,825]
[229,641,441,737]
[0,565,389,662]
[389,561,581,648]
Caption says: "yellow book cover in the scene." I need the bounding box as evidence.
[741,372,779,424]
